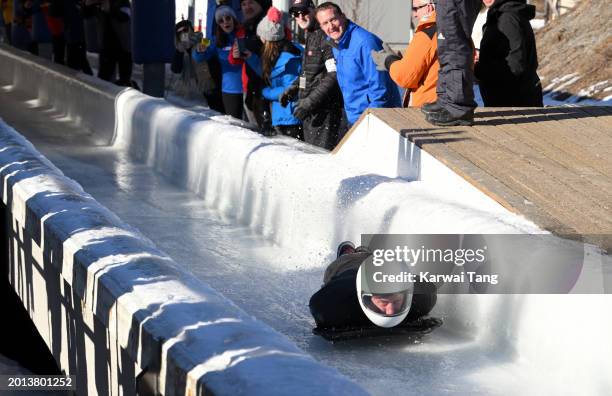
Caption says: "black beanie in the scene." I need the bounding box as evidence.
[242,0,271,11]
[259,0,272,8]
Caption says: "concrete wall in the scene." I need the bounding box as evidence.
[0,47,367,396]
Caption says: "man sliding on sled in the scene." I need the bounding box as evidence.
[309,242,439,336]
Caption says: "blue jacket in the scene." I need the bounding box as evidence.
[259,45,303,126]
[331,21,401,124]
[192,33,243,94]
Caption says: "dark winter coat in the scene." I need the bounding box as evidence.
[290,26,343,150]
[309,250,437,329]
[474,0,543,107]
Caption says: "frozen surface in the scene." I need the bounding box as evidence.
[1,86,611,395]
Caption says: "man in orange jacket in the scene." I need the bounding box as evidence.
[371,0,438,108]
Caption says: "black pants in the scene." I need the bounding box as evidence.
[98,45,132,84]
[244,90,271,131]
[302,110,341,151]
[436,0,482,117]
[3,23,11,45]
[98,15,132,84]
[67,42,93,75]
[52,34,65,65]
[275,124,303,140]
[205,90,225,114]
[222,93,244,120]
[27,41,38,56]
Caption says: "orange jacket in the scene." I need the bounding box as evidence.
[389,11,439,108]
[1,0,12,25]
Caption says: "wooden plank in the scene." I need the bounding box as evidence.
[476,107,612,157]
[378,108,574,230]
[478,107,612,178]
[466,115,612,232]
[369,107,612,244]
[568,105,612,134]
[474,108,612,201]
[391,126,574,231]
[397,108,610,234]
[533,107,612,147]
[475,109,612,196]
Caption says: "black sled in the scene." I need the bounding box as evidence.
[313,317,442,342]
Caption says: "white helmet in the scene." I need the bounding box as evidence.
[356,259,414,328]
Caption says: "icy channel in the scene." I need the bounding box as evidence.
[1,88,611,395]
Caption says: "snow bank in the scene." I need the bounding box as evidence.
[0,119,367,395]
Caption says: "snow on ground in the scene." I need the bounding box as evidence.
[530,18,546,30]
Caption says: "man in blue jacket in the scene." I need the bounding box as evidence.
[315,2,401,130]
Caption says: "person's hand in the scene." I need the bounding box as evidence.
[293,101,310,120]
[279,86,298,107]
[371,42,401,71]
[232,40,241,59]
[196,38,210,53]
[279,91,291,107]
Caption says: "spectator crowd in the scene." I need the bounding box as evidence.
[0,0,544,150]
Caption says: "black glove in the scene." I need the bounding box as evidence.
[371,43,402,71]
[293,103,309,121]
[279,85,298,107]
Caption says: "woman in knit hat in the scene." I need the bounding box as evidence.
[193,5,244,120]
[255,6,303,139]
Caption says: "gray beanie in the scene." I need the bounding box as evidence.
[256,6,285,42]
[215,5,238,23]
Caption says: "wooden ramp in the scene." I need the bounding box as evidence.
[351,106,612,252]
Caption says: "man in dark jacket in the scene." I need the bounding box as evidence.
[281,0,343,150]
[94,0,134,86]
[474,0,543,107]
[309,243,437,329]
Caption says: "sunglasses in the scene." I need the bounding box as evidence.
[291,10,309,18]
[412,3,430,12]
